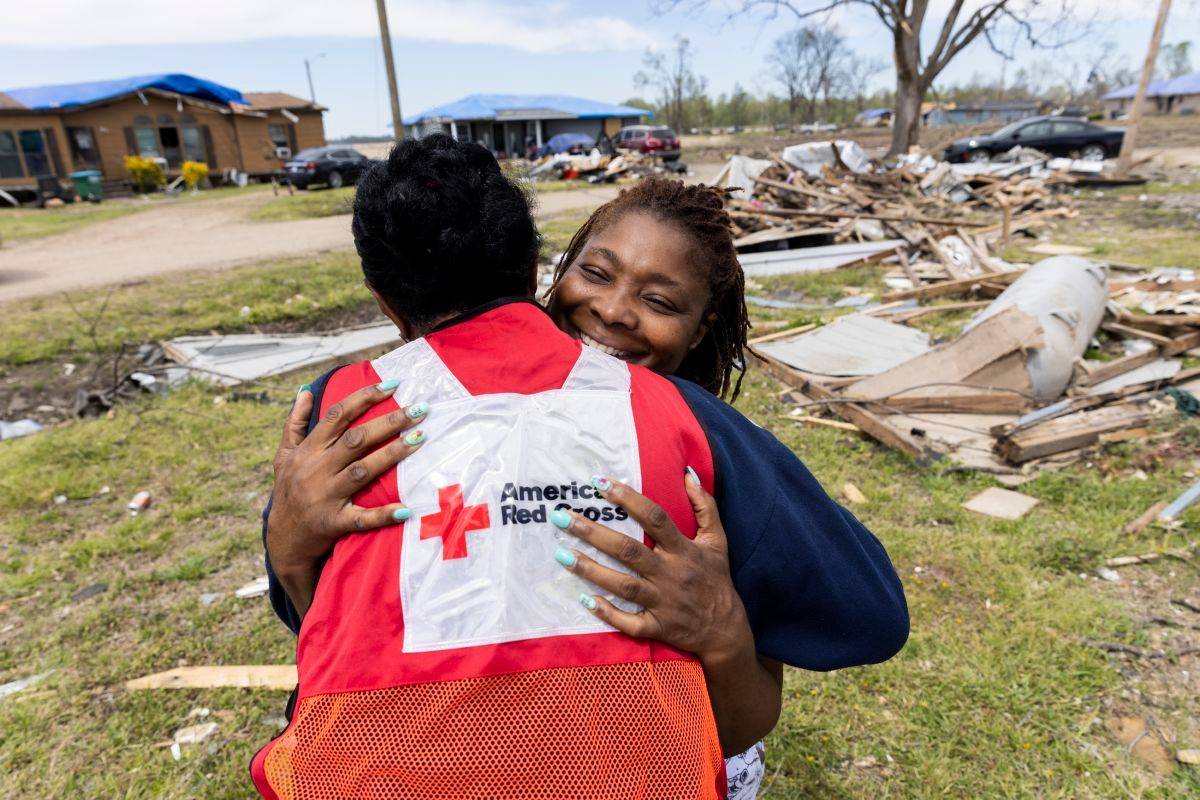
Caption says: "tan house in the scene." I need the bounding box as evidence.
[0,74,326,196]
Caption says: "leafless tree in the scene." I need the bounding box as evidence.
[1157,41,1194,80]
[767,25,844,124]
[654,0,1086,156]
[635,35,708,133]
[839,54,888,112]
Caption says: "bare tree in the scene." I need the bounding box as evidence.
[767,25,844,124]
[635,35,708,133]
[840,54,887,112]
[655,0,1085,156]
[1157,40,1194,79]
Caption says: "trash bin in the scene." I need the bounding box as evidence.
[70,170,103,202]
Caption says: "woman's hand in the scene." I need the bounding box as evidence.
[266,381,429,615]
[551,473,783,753]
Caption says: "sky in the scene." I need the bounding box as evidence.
[0,1,1195,138]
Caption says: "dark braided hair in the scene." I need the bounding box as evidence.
[550,177,750,401]
[352,133,541,329]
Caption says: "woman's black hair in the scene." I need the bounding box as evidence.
[352,133,541,329]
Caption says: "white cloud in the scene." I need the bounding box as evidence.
[0,0,659,53]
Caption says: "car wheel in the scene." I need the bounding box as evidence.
[328,170,344,189]
[1080,144,1106,162]
[967,149,991,163]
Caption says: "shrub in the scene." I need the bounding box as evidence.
[182,161,209,190]
[124,155,165,193]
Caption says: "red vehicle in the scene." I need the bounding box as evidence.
[616,125,681,161]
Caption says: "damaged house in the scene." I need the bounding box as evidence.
[0,73,326,198]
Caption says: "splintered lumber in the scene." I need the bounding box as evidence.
[883,267,1027,301]
[996,403,1154,463]
[1076,349,1163,387]
[754,353,926,458]
[847,306,1043,404]
[1101,322,1174,347]
[783,414,863,432]
[1124,501,1169,535]
[874,393,1031,414]
[745,205,990,228]
[125,665,297,690]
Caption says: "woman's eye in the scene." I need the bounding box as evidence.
[645,296,678,313]
[580,266,608,283]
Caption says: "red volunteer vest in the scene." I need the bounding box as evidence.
[252,301,724,799]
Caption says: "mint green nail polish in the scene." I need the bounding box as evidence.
[579,593,598,611]
[393,507,412,522]
[554,547,577,568]
[550,509,572,529]
[404,430,426,446]
[377,379,400,392]
[591,475,612,493]
[299,383,312,393]
[685,466,700,486]
[407,402,428,419]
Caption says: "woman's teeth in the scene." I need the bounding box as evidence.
[580,333,635,360]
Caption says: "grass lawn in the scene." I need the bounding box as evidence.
[0,200,1198,797]
[248,186,357,222]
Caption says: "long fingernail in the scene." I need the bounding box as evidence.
[550,509,572,529]
[407,402,428,419]
[554,547,577,568]
[685,465,700,486]
[296,383,311,401]
[404,430,426,446]
[579,593,598,611]
[376,379,400,393]
[393,507,412,522]
[590,475,612,494]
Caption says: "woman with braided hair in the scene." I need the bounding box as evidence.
[260,136,907,799]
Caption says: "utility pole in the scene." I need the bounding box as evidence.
[1117,0,1172,175]
[375,0,404,141]
[304,53,325,104]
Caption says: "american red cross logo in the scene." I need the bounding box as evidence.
[420,484,491,560]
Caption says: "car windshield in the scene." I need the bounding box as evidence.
[294,148,327,161]
[990,121,1029,139]
[651,128,675,138]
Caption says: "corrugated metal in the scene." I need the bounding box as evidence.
[758,315,930,377]
[738,240,904,277]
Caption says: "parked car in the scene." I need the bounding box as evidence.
[615,125,681,161]
[798,122,838,134]
[536,133,595,158]
[943,116,1124,163]
[285,146,371,189]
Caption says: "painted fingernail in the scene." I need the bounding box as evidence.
[550,509,572,529]
[392,507,412,522]
[296,383,311,400]
[685,465,700,486]
[591,475,612,493]
[404,430,426,446]
[554,547,577,568]
[376,379,400,393]
[579,593,598,611]
[407,402,428,419]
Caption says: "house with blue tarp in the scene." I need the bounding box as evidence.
[1103,71,1200,117]
[403,94,651,157]
[0,73,326,196]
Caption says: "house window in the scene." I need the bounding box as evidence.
[0,130,22,177]
[67,127,101,169]
[158,126,182,168]
[181,126,206,163]
[132,115,159,156]
[268,124,289,148]
[18,130,50,176]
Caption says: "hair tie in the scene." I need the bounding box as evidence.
[426,178,439,189]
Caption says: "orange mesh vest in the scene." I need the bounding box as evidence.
[252,302,725,799]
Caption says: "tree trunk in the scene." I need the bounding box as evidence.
[888,24,924,158]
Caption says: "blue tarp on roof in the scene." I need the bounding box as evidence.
[1104,71,1200,100]
[3,73,246,110]
[857,108,891,119]
[404,94,652,125]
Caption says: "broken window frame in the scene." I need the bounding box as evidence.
[66,126,102,170]
[0,129,22,178]
[17,129,50,176]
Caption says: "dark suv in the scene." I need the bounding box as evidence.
[615,125,681,161]
[943,116,1124,163]
[285,146,371,189]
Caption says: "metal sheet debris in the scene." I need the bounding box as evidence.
[738,240,904,277]
[1087,359,1181,395]
[711,155,772,201]
[758,315,930,377]
[781,140,871,176]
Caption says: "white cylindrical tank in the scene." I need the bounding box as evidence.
[964,256,1108,403]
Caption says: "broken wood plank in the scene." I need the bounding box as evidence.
[125,665,297,690]
[1124,501,1168,536]
[997,403,1154,463]
[1101,322,1174,347]
[748,323,818,346]
[883,267,1027,301]
[873,393,1031,414]
[742,205,991,228]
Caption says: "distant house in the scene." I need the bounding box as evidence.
[0,73,326,196]
[403,94,652,157]
[854,108,892,127]
[1103,71,1200,117]
[923,102,1041,127]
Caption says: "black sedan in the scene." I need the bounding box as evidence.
[285,146,371,189]
[943,117,1124,163]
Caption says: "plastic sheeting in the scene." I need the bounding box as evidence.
[781,140,871,177]
[711,155,772,201]
[965,256,1108,403]
[3,73,246,110]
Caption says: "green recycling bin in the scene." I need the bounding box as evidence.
[70,170,103,202]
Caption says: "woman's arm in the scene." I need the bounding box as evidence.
[265,377,429,620]
[553,476,783,754]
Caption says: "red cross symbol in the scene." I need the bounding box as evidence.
[420,484,491,560]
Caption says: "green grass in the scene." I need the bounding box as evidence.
[0,250,369,365]
[249,186,357,222]
[538,209,592,258]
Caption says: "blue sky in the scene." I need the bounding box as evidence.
[0,1,1191,138]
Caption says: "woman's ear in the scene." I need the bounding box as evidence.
[368,284,417,340]
[689,312,717,351]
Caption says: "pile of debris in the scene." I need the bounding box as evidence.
[752,254,1200,521]
[523,149,685,185]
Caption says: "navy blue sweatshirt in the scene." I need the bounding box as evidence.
[264,370,908,671]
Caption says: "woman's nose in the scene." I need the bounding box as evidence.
[591,291,638,330]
